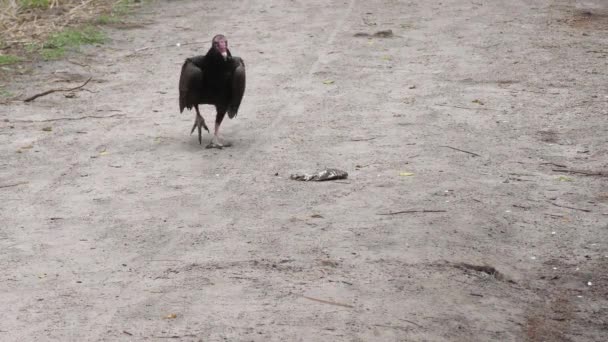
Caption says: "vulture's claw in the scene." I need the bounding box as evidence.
[190,114,209,145]
[190,121,198,135]
[206,137,232,149]
[206,142,223,149]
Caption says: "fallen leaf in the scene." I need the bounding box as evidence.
[557,176,573,182]
[165,313,177,319]
[99,151,109,156]
[21,144,34,149]
[472,99,485,105]
[323,80,335,85]
[42,126,52,132]
[399,172,415,177]
[382,55,392,60]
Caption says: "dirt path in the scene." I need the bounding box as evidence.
[1,0,607,341]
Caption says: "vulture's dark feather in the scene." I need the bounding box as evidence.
[178,58,204,113]
[228,57,246,119]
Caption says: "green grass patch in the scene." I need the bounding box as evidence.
[0,82,14,99]
[19,0,49,10]
[45,26,106,49]
[95,14,121,25]
[0,54,21,65]
[40,26,106,60]
[40,47,66,60]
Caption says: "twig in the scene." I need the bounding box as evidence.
[23,77,92,102]
[153,335,197,339]
[10,114,125,123]
[122,331,133,336]
[373,324,410,331]
[514,89,560,95]
[435,103,502,111]
[477,43,500,49]
[377,209,446,215]
[350,136,381,142]
[552,169,607,177]
[541,162,567,168]
[512,204,531,210]
[67,59,90,67]
[548,201,591,213]
[439,145,481,157]
[301,295,353,308]
[0,181,28,189]
[399,319,424,328]
[125,40,207,57]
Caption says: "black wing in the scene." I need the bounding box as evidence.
[227,57,246,119]
[178,57,205,113]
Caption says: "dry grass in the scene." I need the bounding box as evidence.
[0,0,139,51]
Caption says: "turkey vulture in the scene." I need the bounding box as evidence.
[178,34,246,148]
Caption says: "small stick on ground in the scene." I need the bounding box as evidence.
[548,201,592,213]
[67,59,90,68]
[513,204,531,210]
[378,209,446,215]
[10,114,126,123]
[399,319,424,328]
[541,162,567,168]
[434,104,503,112]
[439,145,481,157]
[350,136,380,142]
[552,169,607,177]
[125,41,207,57]
[0,181,28,189]
[23,77,92,102]
[373,324,410,331]
[301,295,353,308]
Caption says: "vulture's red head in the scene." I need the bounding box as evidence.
[212,34,228,58]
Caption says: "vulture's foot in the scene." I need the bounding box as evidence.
[206,136,232,149]
[205,142,223,149]
[190,115,209,145]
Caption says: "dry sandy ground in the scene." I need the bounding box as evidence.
[1,0,607,341]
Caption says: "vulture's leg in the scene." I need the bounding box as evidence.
[206,107,231,149]
[190,105,209,145]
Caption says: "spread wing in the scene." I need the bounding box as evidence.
[178,56,205,113]
[227,57,246,119]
